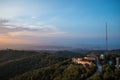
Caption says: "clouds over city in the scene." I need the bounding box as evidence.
[0,18,67,45]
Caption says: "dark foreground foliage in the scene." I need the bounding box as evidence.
[0,50,66,80]
[11,59,97,80]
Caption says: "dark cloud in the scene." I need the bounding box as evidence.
[0,19,41,34]
[0,19,9,24]
[0,18,58,35]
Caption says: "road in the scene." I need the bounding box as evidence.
[95,57,102,74]
[89,57,102,79]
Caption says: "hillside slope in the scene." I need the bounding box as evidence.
[11,59,97,80]
[0,50,65,80]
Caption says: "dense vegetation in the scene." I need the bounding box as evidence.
[101,54,120,80]
[0,49,120,80]
[0,49,66,80]
[87,53,120,80]
[11,59,97,80]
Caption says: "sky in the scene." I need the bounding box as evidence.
[0,0,120,49]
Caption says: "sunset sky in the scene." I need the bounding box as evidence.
[0,0,120,49]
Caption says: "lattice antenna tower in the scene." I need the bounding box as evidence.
[105,22,108,55]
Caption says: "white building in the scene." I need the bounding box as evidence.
[100,54,104,60]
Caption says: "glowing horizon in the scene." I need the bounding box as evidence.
[0,0,120,49]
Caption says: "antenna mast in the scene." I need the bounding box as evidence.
[106,22,108,55]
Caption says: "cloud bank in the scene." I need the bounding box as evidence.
[0,19,68,45]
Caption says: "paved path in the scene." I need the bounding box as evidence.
[95,57,102,74]
[89,57,102,79]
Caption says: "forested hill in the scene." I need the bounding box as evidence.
[11,59,97,80]
[0,50,67,80]
[0,49,85,80]
[0,49,120,80]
